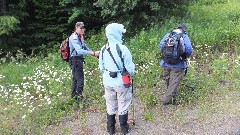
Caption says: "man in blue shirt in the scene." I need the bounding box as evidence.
[158,23,193,105]
[69,22,100,101]
[99,23,135,135]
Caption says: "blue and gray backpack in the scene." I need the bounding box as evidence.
[161,29,185,64]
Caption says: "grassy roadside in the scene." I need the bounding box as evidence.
[0,45,239,134]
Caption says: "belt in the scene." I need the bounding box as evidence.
[70,56,84,60]
[105,69,120,72]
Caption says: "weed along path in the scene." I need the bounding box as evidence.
[47,93,240,135]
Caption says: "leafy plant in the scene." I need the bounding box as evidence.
[140,91,158,109]
[142,111,155,122]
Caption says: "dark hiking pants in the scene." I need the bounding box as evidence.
[70,56,84,99]
[162,67,184,104]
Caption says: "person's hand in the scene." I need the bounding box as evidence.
[94,51,100,57]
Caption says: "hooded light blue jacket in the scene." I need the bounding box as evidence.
[158,31,193,69]
[99,23,135,87]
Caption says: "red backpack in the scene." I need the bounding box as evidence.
[59,38,70,62]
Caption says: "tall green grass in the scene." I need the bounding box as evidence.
[188,0,240,47]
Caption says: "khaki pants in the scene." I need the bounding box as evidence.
[104,86,132,115]
[162,67,184,104]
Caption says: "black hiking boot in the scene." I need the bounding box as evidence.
[163,95,179,105]
[119,112,130,135]
[162,98,178,105]
[107,113,116,135]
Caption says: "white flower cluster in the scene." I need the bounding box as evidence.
[135,61,155,74]
[0,63,72,119]
[0,74,5,79]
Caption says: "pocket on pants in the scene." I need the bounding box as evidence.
[172,68,184,81]
[105,87,117,100]
[75,62,83,69]
[72,61,83,74]
[118,88,132,102]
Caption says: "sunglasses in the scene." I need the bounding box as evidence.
[79,26,85,29]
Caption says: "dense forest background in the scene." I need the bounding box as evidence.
[0,0,189,55]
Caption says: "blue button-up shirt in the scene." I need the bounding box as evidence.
[69,32,91,57]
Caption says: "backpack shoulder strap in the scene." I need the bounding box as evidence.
[116,44,124,66]
[67,37,75,56]
[102,44,125,71]
[116,44,127,71]
[106,47,121,70]
[101,46,106,60]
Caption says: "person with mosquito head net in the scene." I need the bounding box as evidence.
[99,23,135,135]
[158,23,193,105]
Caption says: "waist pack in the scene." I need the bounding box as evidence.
[121,70,131,88]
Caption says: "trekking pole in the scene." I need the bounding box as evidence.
[128,79,135,125]
[132,79,135,125]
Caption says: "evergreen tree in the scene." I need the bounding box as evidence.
[94,0,189,34]
[0,0,191,55]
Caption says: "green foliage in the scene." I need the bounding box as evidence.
[143,111,155,122]
[0,0,240,133]
[2,0,240,56]
[176,48,240,105]
[84,29,107,51]
[94,0,189,34]
[0,58,73,133]
[0,50,107,132]
[0,16,20,51]
[187,0,240,47]
[140,91,158,109]
[176,66,202,104]
[193,0,228,5]
[59,0,104,29]
[0,16,20,35]
[0,0,71,53]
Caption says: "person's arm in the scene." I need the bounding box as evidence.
[72,34,91,56]
[183,34,193,57]
[122,46,135,76]
[84,43,100,57]
[98,47,105,73]
[72,35,97,56]
[83,43,91,51]
[158,33,169,51]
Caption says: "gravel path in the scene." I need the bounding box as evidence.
[47,95,240,135]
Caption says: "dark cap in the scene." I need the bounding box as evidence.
[75,22,84,28]
[177,23,187,32]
